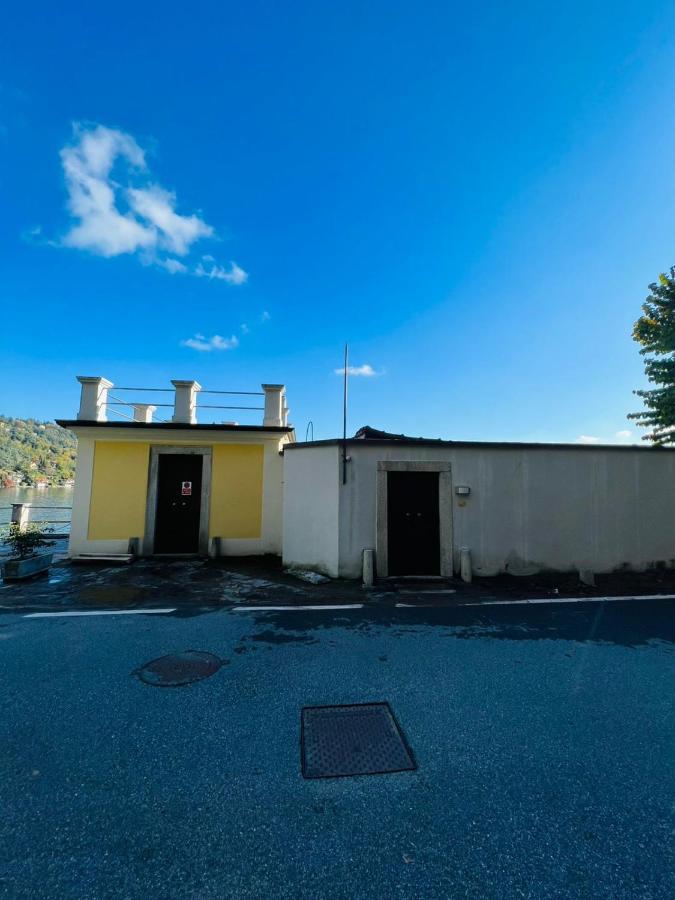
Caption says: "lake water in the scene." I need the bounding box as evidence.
[0,486,73,533]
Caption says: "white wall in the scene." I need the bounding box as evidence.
[282,444,341,576]
[67,434,103,556]
[260,437,288,555]
[333,443,675,578]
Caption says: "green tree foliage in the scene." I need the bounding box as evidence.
[0,417,77,486]
[629,269,675,444]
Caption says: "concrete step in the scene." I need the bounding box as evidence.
[71,554,134,565]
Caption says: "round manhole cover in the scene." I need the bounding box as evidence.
[136,651,223,687]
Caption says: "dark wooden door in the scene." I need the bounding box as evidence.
[387,471,440,575]
[153,454,203,554]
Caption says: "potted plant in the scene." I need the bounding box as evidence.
[1,524,55,581]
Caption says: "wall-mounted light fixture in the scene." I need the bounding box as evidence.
[455,485,471,496]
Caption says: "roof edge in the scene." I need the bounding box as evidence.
[284,437,672,452]
[56,420,294,434]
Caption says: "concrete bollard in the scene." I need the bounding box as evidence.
[579,568,595,587]
[362,548,375,588]
[459,547,472,583]
[10,503,30,533]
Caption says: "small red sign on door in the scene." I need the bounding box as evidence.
[181,481,192,496]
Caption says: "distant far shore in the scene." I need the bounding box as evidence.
[1,478,74,489]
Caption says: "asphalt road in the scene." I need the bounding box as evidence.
[1,599,673,899]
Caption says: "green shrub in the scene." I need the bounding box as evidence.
[3,524,54,559]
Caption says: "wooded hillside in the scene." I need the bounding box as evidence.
[0,417,77,486]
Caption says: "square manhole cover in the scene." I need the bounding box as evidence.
[301,702,416,779]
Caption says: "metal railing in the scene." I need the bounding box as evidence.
[106,391,171,423]
[107,386,265,424]
[0,503,72,538]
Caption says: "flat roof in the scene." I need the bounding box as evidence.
[284,437,673,453]
[57,420,294,434]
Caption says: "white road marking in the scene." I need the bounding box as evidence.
[231,604,364,612]
[458,594,675,607]
[18,594,674,620]
[395,594,675,608]
[396,602,437,608]
[23,608,177,619]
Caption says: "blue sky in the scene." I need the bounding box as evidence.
[2,1,675,443]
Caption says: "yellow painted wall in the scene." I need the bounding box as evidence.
[87,439,264,543]
[88,442,150,540]
[209,444,264,538]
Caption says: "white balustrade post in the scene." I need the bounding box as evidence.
[171,380,201,424]
[262,384,285,427]
[11,503,30,533]
[132,404,157,423]
[76,376,113,422]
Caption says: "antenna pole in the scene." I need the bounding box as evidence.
[342,343,348,484]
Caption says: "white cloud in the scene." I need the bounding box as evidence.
[240,323,250,334]
[128,184,213,255]
[60,124,156,257]
[57,123,245,281]
[261,310,271,322]
[195,255,248,284]
[181,333,239,352]
[615,429,632,440]
[156,257,188,274]
[576,435,601,444]
[334,364,378,377]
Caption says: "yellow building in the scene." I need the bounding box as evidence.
[58,376,294,559]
